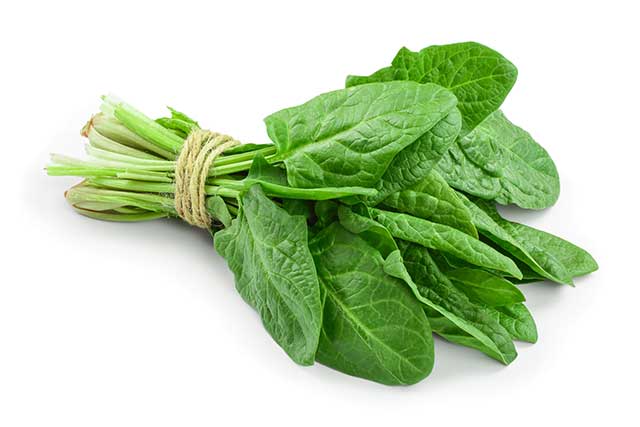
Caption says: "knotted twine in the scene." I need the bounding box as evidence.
[174,129,240,228]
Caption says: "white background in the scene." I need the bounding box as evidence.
[1,1,638,425]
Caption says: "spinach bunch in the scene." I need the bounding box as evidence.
[48,42,597,386]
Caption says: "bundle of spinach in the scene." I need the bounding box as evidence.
[48,42,597,385]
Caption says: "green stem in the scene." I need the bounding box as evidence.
[101,96,278,172]
[50,97,283,225]
[87,125,163,160]
[211,156,272,176]
[104,96,184,154]
[66,184,176,214]
[214,145,277,166]
[90,113,176,159]
[86,177,241,199]
[72,207,169,222]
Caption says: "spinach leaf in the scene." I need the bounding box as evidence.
[264,81,457,189]
[282,199,313,220]
[337,205,398,256]
[206,195,233,228]
[437,110,560,209]
[484,303,538,343]
[346,43,558,209]
[235,154,379,199]
[245,153,288,185]
[155,117,196,139]
[336,206,516,365]
[310,223,434,385]
[166,106,200,127]
[156,106,200,138]
[455,192,573,284]
[471,197,598,281]
[399,241,517,364]
[434,263,536,342]
[382,169,477,237]
[363,108,461,204]
[508,264,550,284]
[312,200,339,232]
[505,224,598,279]
[370,208,522,278]
[346,42,517,132]
[446,268,525,307]
[214,185,322,365]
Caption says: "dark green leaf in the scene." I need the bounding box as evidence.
[282,199,313,220]
[506,224,598,279]
[363,109,461,204]
[313,200,339,231]
[206,195,232,228]
[447,268,525,307]
[240,154,378,199]
[310,223,434,385]
[456,192,573,284]
[214,185,322,365]
[345,43,558,209]
[485,303,538,343]
[382,170,477,237]
[437,111,560,209]
[370,208,522,278]
[335,206,516,365]
[470,197,598,281]
[246,153,288,185]
[264,81,457,189]
[399,241,517,364]
[337,204,397,257]
[346,42,517,131]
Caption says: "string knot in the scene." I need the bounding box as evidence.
[174,129,240,228]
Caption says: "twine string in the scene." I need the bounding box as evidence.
[174,129,240,228]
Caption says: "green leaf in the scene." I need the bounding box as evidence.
[399,242,517,364]
[246,153,288,185]
[508,263,550,284]
[313,200,339,231]
[155,117,192,138]
[346,42,517,131]
[363,108,461,204]
[155,106,200,138]
[239,154,378,199]
[167,106,200,127]
[382,170,477,237]
[335,206,516,365]
[469,197,598,282]
[345,43,558,209]
[282,199,313,220]
[437,110,560,209]
[456,192,572,284]
[337,204,398,257]
[206,195,232,228]
[264,81,457,189]
[447,268,525,307]
[370,208,522,278]
[310,223,434,385]
[433,261,536,342]
[506,224,598,279]
[214,185,322,365]
[485,303,538,343]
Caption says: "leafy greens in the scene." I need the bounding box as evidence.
[48,41,598,386]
